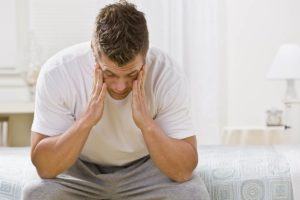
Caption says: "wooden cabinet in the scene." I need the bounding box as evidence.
[0,102,34,146]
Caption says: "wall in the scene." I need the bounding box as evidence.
[226,0,300,127]
[0,0,30,102]
[23,0,225,144]
[2,0,300,144]
[0,0,17,69]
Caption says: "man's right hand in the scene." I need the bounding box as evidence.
[83,63,107,127]
[31,64,107,179]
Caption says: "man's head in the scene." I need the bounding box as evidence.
[92,1,149,100]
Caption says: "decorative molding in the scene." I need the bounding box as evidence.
[0,69,25,87]
[0,86,30,102]
[0,102,34,114]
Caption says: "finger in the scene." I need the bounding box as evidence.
[140,69,145,96]
[92,64,98,94]
[141,65,146,92]
[97,64,103,84]
[137,70,143,95]
[132,80,138,103]
[97,83,107,102]
[93,63,103,96]
[95,79,102,98]
[139,69,146,98]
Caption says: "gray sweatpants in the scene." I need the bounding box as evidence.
[22,156,210,200]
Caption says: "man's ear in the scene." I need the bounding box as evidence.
[94,62,100,69]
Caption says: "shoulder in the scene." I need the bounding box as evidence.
[145,47,188,107]
[146,47,185,89]
[37,41,93,97]
[147,46,183,76]
[147,47,171,66]
[41,41,93,77]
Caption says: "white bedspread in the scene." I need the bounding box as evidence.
[1,145,299,200]
[0,147,38,200]
[275,145,300,200]
[197,145,297,200]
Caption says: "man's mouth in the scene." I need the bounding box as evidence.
[112,90,127,95]
[109,90,130,99]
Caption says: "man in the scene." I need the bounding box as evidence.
[23,1,210,200]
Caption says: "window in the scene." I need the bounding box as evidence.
[0,0,17,70]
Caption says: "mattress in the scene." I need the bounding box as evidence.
[0,148,38,200]
[197,145,299,200]
[0,145,299,200]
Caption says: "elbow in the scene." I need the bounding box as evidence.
[31,155,59,179]
[36,168,58,179]
[170,172,193,183]
[167,161,197,183]
[171,160,197,183]
[32,159,58,179]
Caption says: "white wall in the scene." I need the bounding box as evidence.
[0,0,30,102]
[2,0,300,139]
[26,0,224,144]
[0,0,17,69]
[226,0,300,127]
[28,0,177,65]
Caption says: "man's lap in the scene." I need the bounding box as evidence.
[23,156,210,200]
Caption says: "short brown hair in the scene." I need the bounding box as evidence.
[92,1,149,66]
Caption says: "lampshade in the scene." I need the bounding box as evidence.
[267,44,300,80]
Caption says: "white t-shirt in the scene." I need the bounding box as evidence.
[32,42,195,166]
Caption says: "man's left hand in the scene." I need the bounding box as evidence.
[132,67,153,130]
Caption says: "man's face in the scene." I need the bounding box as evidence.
[93,51,144,100]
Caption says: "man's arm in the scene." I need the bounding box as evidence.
[142,124,198,183]
[31,119,93,178]
[31,66,106,179]
[132,69,198,183]
[33,109,195,182]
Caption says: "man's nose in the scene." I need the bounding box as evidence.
[115,80,127,92]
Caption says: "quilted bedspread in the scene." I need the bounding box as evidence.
[0,145,298,200]
[197,145,295,200]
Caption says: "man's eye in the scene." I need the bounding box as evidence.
[129,73,138,78]
[105,72,114,77]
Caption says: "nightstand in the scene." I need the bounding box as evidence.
[222,126,297,145]
[0,102,34,146]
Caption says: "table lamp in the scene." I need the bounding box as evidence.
[266,44,300,143]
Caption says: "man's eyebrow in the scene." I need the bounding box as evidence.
[103,69,116,75]
[127,70,139,75]
[103,69,139,76]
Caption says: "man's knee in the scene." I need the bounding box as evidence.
[22,180,65,200]
[169,175,210,200]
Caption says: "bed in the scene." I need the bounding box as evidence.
[0,145,299,200]
[197,145,300,200]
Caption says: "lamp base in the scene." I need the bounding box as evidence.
[283,101,300,143]
[283,80,298,102]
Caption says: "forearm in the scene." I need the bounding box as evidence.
[32,117,93,178]
[141,121,198,182]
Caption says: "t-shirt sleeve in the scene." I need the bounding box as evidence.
[154,74,195,139]
[31,68,75,136]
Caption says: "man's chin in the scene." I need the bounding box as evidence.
[109,91,130,100]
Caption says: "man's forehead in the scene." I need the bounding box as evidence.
[91,43,145,72]
[99,55,144,71]
[101,63,142,72]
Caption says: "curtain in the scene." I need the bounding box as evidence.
[132,0,224,144]
[29,0,224,144]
